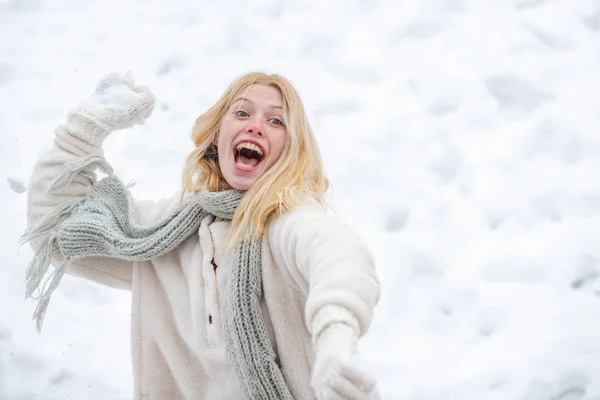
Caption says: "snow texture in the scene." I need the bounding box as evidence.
[1,0,600,399]
[7,177,26,194]
[96,84,140,106]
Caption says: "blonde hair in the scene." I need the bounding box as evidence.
[182,72,329,251]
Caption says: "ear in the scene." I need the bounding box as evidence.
[206,141,219,163]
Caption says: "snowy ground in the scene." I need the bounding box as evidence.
[2,0,600,399]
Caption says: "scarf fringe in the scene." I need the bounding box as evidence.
[22,226,72,332]
[48,154,113,193]
[32,259,68,332]
[22,154,113,332]
[24,232,57,299]
[20,199,83,245]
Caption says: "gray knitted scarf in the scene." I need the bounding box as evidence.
[21,155,293,400]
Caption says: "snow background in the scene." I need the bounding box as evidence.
[2,0,600,398]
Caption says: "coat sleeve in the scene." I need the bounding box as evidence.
[26,126,175,290]
[267,207,381,336]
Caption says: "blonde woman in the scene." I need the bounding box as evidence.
[24,71,381,400]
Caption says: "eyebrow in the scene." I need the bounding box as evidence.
[233,97,283,110]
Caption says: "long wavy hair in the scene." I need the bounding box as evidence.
[182,72,329,251]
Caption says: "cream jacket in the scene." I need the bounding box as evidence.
[26,128,381,400]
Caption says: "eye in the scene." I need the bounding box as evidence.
[235,110,249,117]
[269,118,284,126]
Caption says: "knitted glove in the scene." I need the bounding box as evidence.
[311,305,378,400]
[65,71,156,146]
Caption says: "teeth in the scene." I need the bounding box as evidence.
[236,142,263,156]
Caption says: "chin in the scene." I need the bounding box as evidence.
[227,176,258,191]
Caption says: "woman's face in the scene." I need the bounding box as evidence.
[217,84,287,191]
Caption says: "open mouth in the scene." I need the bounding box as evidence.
[234,142,264,170]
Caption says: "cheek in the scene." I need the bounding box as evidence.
[271,134,287,163]
[217,121,235,148]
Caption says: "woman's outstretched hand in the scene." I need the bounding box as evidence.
[65,71,156,146]
[311,305,379,400]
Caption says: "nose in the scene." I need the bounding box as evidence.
[246,116,264,136]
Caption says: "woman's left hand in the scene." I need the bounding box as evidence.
[311,305,378,400]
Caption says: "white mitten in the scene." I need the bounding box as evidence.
[311,305,377,400]
[65,71,156,146]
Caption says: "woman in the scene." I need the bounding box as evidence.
[24,71,381,399]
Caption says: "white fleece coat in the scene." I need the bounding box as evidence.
[26,128,381,400]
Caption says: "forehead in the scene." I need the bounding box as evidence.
[234,84,283,106]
